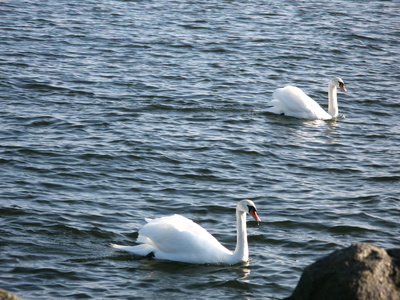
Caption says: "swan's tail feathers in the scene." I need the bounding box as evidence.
[265,99,285,115]
[111,243,156,257]
[111,243,127,249]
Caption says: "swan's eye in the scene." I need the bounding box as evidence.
[339,82,344,87]
[247,205,256,213]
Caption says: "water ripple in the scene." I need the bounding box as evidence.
[1,0,399,299]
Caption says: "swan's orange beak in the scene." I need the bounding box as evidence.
[339,83,347,92]
[250,210,261,223]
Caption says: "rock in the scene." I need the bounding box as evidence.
[285,243,400,300]
[0,289,21,300]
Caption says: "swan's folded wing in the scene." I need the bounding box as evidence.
[272,86,316,112]
[138,215,231,257]
[269,86,331,119]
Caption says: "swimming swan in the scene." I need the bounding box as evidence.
[111,199,261,264]
[266,77,346,120]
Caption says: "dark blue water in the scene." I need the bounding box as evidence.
[1,0,399,299]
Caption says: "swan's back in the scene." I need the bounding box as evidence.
[115,214,233,264]
[267,86,331,120]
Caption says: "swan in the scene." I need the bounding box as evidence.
[111,199,261,264]
[266,77,347,120]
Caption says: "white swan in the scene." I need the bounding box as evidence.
[266,77,347,120]
[111,199,261,264]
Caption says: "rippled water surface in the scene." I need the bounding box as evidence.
[1,0,399,299]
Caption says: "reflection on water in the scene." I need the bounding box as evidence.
[236,264,252,281]
[323,119,340,144]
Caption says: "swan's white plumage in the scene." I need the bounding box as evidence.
[268,86,332,120]
[266,77,346,120]
[111,200,261,264]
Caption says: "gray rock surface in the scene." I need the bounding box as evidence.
[285,243,400,300]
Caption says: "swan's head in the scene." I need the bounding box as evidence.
[331,77,347,92]
[237,199,261,222]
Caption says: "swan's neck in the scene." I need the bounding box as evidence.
[328,83,339,118]
[232,210,248,263]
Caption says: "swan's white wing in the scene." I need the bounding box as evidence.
[267,86,331,120]
[113,215,232,264]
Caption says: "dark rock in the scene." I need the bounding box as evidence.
[285,243,400,300]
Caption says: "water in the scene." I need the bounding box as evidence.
[1,0,399,299]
